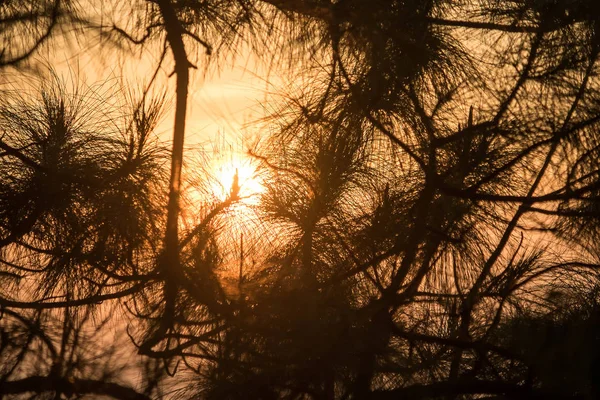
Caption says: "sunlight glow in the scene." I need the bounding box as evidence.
[212,156,264,205]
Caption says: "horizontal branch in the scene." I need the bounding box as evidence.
[0,376,149,400]
[426,17,541,33]
[0,283,145,309]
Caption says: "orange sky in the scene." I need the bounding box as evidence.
[25,28,281,148]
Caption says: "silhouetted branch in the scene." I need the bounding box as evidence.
[0,376,149,400]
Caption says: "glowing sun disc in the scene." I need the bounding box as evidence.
[213,159,264,203]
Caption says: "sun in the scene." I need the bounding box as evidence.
[212,157,264,204]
